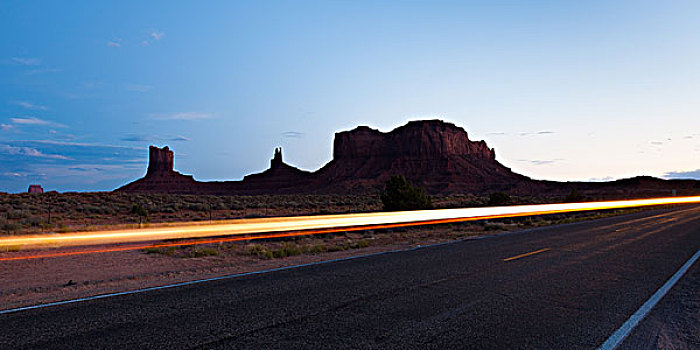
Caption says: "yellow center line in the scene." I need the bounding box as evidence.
[503,248,551,262]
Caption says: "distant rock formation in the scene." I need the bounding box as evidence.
[28,184,44,194]
[117,146,197,193]
[315,120,527,193]
[147,145,174,175]
[116,120,700,196]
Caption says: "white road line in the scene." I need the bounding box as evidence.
[0,238,467,316]
[597,248,700,350]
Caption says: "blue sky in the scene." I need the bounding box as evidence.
[1,1,699,192]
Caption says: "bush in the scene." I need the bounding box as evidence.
[190,247,219,258]
[487,192,511,206]
[564,190,585,203]
[380,175,433,211]
[131,203,148,224]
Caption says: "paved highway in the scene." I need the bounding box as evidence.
[1,206,698,349]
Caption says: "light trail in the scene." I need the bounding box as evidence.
[1,196,699,261]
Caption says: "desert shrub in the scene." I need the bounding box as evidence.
[272,242,302,258]
[1,221,22,234]
[380,175,433,211]
[24,216,43,227]
[564,190,585,203]
[487,192,511,206]
[190,247,219,258]
[144,246,177,256]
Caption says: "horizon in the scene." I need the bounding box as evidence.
[2,1,699,193]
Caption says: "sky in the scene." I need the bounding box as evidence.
[1,0,699,193]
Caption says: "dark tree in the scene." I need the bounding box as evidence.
[487,192,511,206]
[380,175,433,211]
[131,203,148,225]
[564,189,585,203]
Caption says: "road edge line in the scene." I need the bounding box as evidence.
[597,248,700,350]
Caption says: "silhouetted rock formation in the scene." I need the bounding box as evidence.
[147,146,174,175]
[315,120,527,193]
[118,146,198,193]
[116,120,700,197]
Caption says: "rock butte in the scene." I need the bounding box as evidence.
[116,120,700,196]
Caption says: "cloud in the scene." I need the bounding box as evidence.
[121,135,150,142]
[150,31,165,40]
[1,124,14,131]
[518,158,564,166]
[520,131,556,136]
[121,134,190,142]
[107,40,122,47]
[0,144,71,160]
[11,117,51,125]
[151,112,213,121]
[282,131,304,138]
[2,172,25,178]
[16,101,48,111]
[588,176,614,182]
[650,141,664,146]
[125,84,153,92]
[663,169,700,180]
[141,41,149,46]
[10,117,66,128]
[11,57,41,66]
[487,132,506,136]
[18,139,141,150]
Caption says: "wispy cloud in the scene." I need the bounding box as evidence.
[17,139,142,150]
[0,144,71,160]
[518,158,564,166]
[11,117,51,125]
[1,124,14,131]
[107,40,122,47]
[519,131,556,136]
[10,117,66,128]
[2,172,25,178]
[121,134,190,142]
[282,131,304,138]
[588,176,614,182]
[11,57,41,66]
[487,132,506,136]
[168,135,190,142]
[121,135,150,142]
[151,112,213,121]
[663,169,700,180]
[16,101,49,111]
[150,31,165,40]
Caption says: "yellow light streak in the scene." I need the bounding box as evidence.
[0,196,698,252]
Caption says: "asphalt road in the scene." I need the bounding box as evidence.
[1,206,698,349]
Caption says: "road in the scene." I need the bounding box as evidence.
[0,206,698,349]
